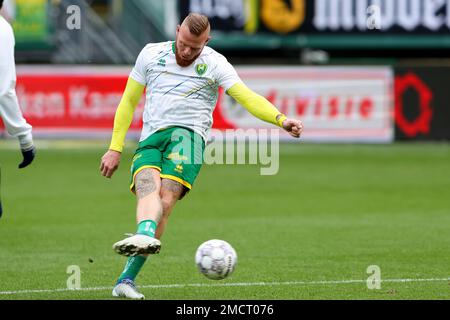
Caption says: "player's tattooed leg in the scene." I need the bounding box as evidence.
[135,169,157,199]
[161,179,188,200]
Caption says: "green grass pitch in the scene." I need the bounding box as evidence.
[0,141,449,300]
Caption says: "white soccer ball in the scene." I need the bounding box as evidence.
[195,239,237,280]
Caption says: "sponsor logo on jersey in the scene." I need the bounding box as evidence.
[167,152,188,162]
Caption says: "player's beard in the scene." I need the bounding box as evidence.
[175,51,200,67]
[175,44,201,67]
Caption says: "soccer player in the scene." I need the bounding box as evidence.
[0,0,36,170]
[100,13,303,299]
[0,0,36,217]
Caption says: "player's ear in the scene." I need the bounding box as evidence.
[176,25,181,35]
[205,35,211,45]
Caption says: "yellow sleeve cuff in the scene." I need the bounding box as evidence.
[276,114,287,128]
[227,82,286,128]
[109,77,145,152]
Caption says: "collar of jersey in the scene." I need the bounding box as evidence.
[172,41,176,54]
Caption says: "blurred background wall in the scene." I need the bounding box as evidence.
[1,0,449,142]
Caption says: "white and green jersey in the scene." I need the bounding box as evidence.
[130,41,242,142]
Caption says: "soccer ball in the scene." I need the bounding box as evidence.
[195,239,237,280]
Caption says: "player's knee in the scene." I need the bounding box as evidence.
[160,186,187,216]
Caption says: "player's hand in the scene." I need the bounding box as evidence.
[100,150,121,178]
[282,118,303,138]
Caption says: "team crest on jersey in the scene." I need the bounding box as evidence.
[195,63,208,76]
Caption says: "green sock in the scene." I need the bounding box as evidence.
[136,219,157,238]
[117,255,147,283]
[116,219,157,283]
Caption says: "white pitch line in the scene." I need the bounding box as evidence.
[0,278,448,296]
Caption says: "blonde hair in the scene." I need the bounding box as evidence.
[183,13,210,36]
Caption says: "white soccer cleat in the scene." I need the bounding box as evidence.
[113,234,161,257]
[112,279,145,300]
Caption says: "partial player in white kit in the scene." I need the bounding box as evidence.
[0,0,36,217]
[100,13,303,299]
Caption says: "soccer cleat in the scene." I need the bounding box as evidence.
[113,234,161,257]
[112,279,145,299]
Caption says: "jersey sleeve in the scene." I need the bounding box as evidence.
[215,55,242,92]
[129,45,149,86]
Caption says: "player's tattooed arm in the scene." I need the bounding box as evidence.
[135,169,157,199]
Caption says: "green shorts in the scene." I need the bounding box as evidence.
[130,126,205,193]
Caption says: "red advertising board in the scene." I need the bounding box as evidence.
[6,67,143,137]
